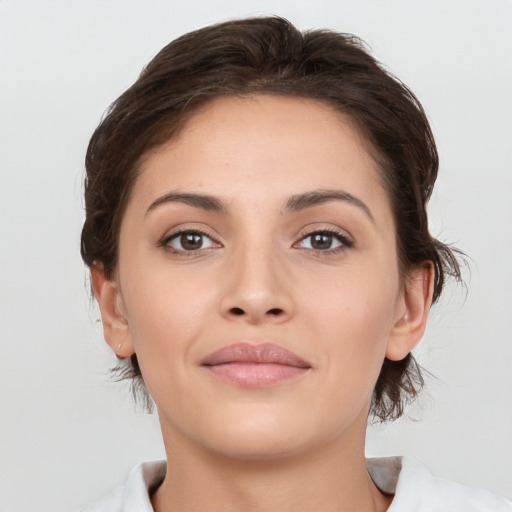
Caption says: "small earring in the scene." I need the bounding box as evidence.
[396,313,408,326]
[117,343,122,350]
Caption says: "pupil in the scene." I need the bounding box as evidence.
[181,233,202,250]
[312,234,332,249]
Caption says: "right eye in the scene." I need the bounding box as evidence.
[163,230,218,252]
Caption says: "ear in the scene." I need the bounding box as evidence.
[90,264,135,360]
[386,263,435,361]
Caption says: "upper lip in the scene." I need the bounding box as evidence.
[201,342,311,368]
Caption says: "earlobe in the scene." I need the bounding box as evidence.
[386,263,434,361]
[90,264,135,359]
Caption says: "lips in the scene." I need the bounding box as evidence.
[201,342,311,387]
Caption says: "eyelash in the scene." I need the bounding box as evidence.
[160,229,220,256]
[295,228,353,254]
[159,228,353,256]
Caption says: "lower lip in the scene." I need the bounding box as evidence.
[204,362,309,388]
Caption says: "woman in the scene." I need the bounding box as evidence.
[80,16,511,511]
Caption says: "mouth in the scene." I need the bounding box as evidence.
[201,342,311,388]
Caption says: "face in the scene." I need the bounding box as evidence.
[95,95,428,460]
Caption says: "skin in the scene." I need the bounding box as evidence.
[92,95,433,511]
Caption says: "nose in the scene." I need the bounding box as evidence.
[219,244,295,325]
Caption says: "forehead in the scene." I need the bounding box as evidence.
[134,95,385,203]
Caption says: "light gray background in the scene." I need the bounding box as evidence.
[1,1,511,511]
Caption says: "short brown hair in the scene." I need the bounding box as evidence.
[81,16,462,421]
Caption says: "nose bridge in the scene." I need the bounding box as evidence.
[220,231,294,323]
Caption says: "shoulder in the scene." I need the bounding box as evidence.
[79,460,166,512]
[367,456,512,512]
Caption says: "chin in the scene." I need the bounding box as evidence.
[167,403,310,461]
[192,406,342,462]
[206,430,310,462]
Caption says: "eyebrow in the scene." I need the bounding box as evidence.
[284,189,374,222]
[146,191,228,216]
[145,188,374,222]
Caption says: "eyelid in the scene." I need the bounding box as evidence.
[293,226,354,252]
[159,225,222,253]
[296,223,353,242]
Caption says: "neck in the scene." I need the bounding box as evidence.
[151,414,391,512]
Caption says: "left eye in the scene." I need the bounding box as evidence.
[297,232,348,251]
[164,231,217,252]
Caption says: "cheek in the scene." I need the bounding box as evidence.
[127,287,210,341]
[305,266,400,379]
[307,259,400,331]
[118,262,217,388]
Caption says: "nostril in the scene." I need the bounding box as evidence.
[267,308,283,316]
[230,307,245,316]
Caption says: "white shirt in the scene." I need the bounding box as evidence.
[81,456,512,511]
